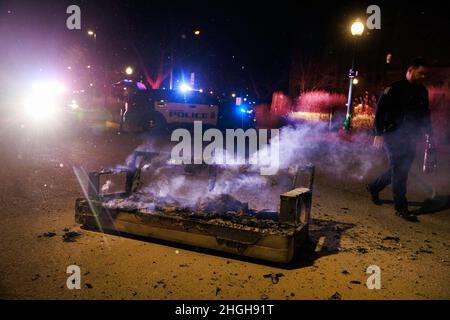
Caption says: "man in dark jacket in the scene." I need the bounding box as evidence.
[367,57,433,222]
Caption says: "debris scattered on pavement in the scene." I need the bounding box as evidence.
[383,236,400,242]
[342,270,350,275]
[40,232,56,238]
[350,280,361,284]
[155,280,166,289]
[376,244,398,251]
[263,273,284,284]
[356,247,368,254]
[215,287,221,296]
[416,247,433,254]
[329,292,342,300]
[84,283,93,289]
[63,231,82,242]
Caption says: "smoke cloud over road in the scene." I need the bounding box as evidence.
[107,123,382,212]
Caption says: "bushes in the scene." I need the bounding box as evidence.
[293,90,346,113]
[255,86,450,143]
[350,91,376,130]
[287,90,346,127]
[254,91,292,129]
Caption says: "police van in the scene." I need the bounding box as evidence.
[118,82,219,133]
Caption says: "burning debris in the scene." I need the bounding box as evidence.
[102,192,285,233]
[103,193,250,216]
[75,151,315,263]
[196,194,249,214]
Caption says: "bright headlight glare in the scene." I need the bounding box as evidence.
[31,81,66,95]
[24,96,57,121]
[23,81,65,122]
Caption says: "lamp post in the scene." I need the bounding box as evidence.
[87,29,110,110]
[343,19,364,131]
[86,30,99,104]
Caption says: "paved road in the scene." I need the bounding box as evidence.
[0,115,449,299]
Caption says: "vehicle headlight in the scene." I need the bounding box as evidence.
[69,99,79,109]
[24,95,57,121]
[23,81,66,122]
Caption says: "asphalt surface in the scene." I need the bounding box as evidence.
[0,111,449,299]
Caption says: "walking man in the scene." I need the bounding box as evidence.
[367,57,433,222]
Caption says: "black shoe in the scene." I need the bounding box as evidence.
[366,184,382,205]
[395,210,419,222]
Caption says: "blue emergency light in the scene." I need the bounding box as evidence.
[179,83,193,93]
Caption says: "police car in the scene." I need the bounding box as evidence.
[119,82,219,133]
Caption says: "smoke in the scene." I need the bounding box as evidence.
[109,122,381,213]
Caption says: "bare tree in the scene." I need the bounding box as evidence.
[132,46,171,89]
[292,57,337,95]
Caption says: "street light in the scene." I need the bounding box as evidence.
[194,30,201,36]
[87,30,97,40]
[350,20,364,36]
[343,19,365,131]
[125,66,133,75]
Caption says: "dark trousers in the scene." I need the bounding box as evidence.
[369,135,417,211]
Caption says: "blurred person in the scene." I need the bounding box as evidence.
[367,57,433,222]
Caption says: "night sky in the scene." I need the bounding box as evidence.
[1,0,449,100]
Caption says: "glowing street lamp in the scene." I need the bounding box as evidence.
[351,20,365,36]
[87,30,97,40]
[194,30,201,36]
[125,66,133,75]
[343,19,365,131]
